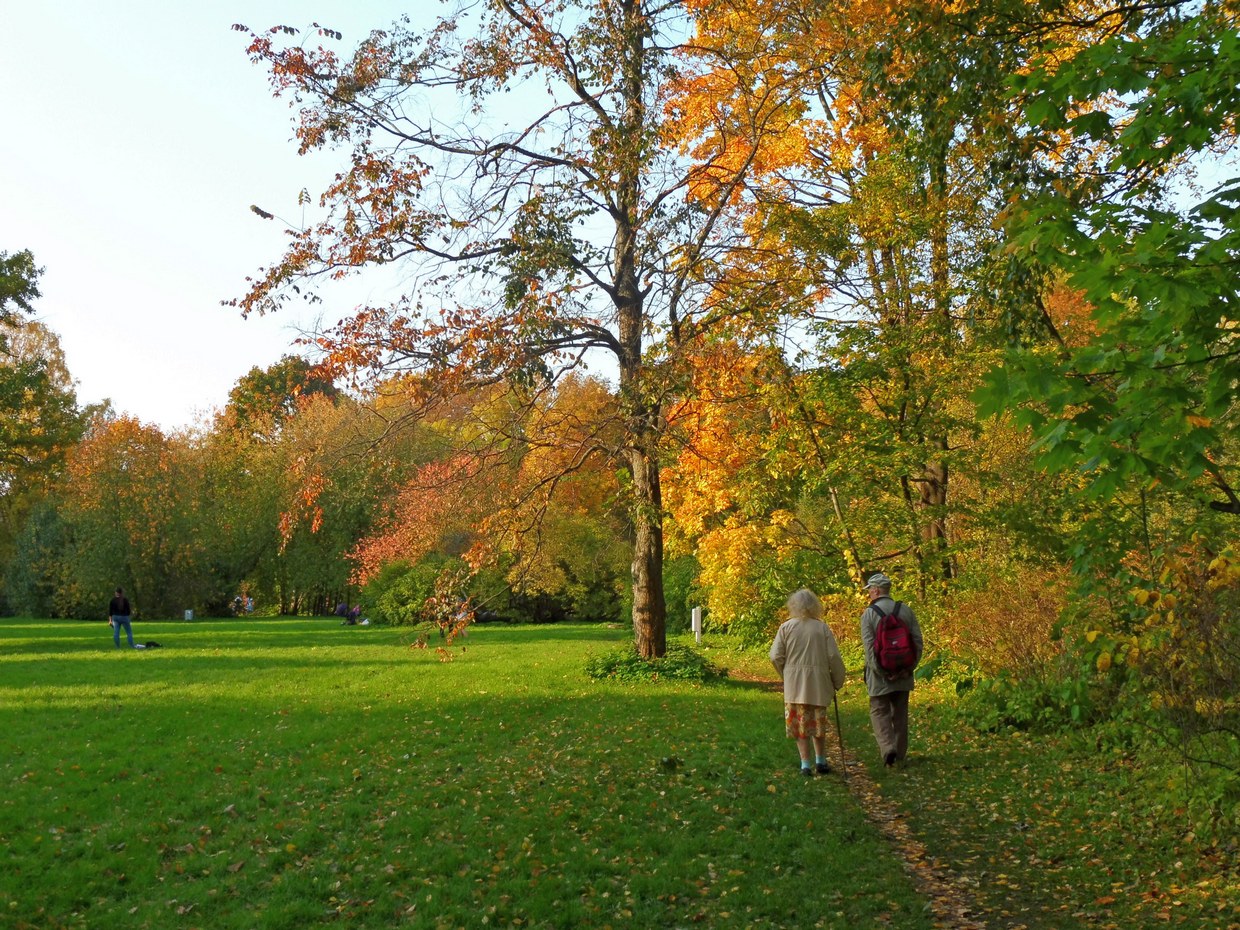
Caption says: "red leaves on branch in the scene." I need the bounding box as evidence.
[349,454,493,584]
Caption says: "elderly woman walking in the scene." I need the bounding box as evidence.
[770,588,847,776]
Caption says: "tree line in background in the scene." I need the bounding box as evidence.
[3,0,1236,810]
[0,327,635,629]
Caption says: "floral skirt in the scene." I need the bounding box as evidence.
[784,702,829,739]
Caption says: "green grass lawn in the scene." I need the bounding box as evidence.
[891,694,1240,930]
[1,618,933,930]
[682,640,1240,930]
[12,617,1233,929]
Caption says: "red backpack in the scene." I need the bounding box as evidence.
[873,601,917,676]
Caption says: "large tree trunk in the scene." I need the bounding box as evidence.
[617,283,667,656]
[628,441,667,658]
[917,453,952,580]
[614,1,666,658]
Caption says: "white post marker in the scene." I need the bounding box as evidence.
[184,610,194,621]
[691,606,702,644]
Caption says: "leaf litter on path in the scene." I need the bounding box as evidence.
[741,665,988,929]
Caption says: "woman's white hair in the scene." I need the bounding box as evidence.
[786,587,824,619]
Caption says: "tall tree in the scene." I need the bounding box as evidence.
[235,3,769,657]
[255,392,391,614]
[666,0,1022,592]
[0,321,92,600]
[50,417,191,618]
[0,252,93,609]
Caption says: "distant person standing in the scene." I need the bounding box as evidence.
[109,587,135,649]
[860,572,923,767]
[770,588,847,776]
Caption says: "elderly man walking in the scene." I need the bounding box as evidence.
[860,572,923,767]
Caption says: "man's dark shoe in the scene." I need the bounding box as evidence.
[884,751,897,767]
[815,762,831,775]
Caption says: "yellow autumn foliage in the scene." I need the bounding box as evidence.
[1124,540,1240,744]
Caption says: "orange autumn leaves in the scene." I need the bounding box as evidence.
[350,376,626,593]
[662,0,929,334]
[667,0,902,202]
[663,341,811,638]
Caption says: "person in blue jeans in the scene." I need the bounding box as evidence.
[109,587,135,648]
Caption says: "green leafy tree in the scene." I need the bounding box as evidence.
[186,423,284,613]
[0,322,92,602]
[0,250,41,320]
[224,354,339,440]
[5,498,71,617]
[0,253,93,611]
[979,0,1240,518]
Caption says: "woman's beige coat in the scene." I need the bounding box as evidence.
[769,617,847,707]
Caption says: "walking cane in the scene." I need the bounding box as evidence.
[832,693,847,780]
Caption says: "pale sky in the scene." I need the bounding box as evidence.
[7,4,1233,435]
[0,1,428,431]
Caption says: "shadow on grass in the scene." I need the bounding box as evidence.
[1,619,939,930]
[0,621,636,701]
[720,676,782,694]
[0,617,630,650]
